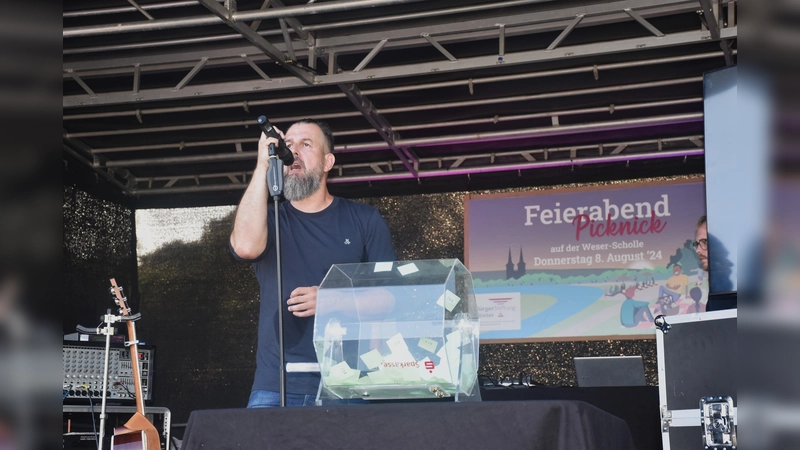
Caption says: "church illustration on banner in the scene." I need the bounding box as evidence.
[506,248,526,280]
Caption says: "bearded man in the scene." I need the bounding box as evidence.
[230,119,396,407]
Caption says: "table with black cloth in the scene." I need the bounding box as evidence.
[481,386,661,450]
[181,400,635,450]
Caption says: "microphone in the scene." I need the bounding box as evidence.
[257,116,294,166]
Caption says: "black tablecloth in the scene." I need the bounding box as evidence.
[481,386,660,450]
[182,400,635,450]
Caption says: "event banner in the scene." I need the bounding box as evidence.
[465,179,708,341]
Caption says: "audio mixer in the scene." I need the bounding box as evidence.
[63,342,153,401]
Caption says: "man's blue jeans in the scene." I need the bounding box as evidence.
[247,390,316,408]
[246,390,369,407]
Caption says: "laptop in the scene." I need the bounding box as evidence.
[574,356,646,387]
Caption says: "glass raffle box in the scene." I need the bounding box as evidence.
[313,259,481,402]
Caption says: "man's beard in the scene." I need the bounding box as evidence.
[283,161,323,201]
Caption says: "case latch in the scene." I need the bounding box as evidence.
[700,396,736,449]
[660,405,673,432]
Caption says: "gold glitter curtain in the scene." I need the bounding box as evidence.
[63,185,136,335]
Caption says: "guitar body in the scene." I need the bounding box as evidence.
[112,412,160,450]
[111,429,145,450]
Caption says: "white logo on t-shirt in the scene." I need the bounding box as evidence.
[344,239,351,245]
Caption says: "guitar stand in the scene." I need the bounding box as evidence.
[77,308,140,450]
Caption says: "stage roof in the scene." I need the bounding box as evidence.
[63,0,737,207]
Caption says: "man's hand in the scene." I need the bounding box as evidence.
[287,286,317,317]
[257,127,285,171]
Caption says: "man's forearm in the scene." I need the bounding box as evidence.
[230,166,269,259]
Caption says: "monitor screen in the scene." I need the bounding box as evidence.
[703,66,763,295]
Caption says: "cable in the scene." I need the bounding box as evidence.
[63,383,73,400]
[83,384,100,450]
[115,381,135,398]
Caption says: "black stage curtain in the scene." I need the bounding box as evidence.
[182,400,635,450]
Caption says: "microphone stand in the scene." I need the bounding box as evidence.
[76,309,135,450]
[266,144,288,407]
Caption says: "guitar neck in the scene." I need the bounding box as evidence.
[126,320,146,415]
[110,278,160,450]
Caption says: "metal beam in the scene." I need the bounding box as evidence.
[174,57,208,90]
[61,0,712,73]
[64,29,734,107]
[547,14,584,50]
[130,148,704,194]
[270,0,309,41]
[379,77,701,115]
[391,113,703,148]
[278,19,297,62]
[63,136,134,193]
[106,151,258,168]
[315,0,700,52]
[65,91,345,119]
[132,64,141,93]
[67,96,701,140]
[131,135,701,185]
[64,145,132,193]
[352,39,388,73]
[64,70,96,97]
[698,0,721,39]
[720,39,734,66]
[317,28,736,84]
[197,0,314,84]
[126,0,155,20]
[63,0,700,56]
[422,34,457,61]
[624,8,665,36]
[327,149,705,183]
[64,51,722,116]
[103,113,701,168]
[249,0,271,31]
[63,0,224,18]
[64,0,426,38]
[499,24,506,56]
[241,55,272,81]
[338,83,417,176]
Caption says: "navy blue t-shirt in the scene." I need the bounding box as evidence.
[230,197,396,395]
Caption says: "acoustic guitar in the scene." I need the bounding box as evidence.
[110,278,161,450]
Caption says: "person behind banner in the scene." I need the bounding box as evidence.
[229,119,397,408]
[657,264,689,304]
[692,215,737,311]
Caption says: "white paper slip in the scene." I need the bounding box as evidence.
[328,361,358,382]
[443,290,461,312]
[417,337,439,353]
[445,329,462,346]
[397,263,419,276]
[386,333,409,353]
[359,349,384,370]
[432,356,452,384]
[401,367,421,382]
[366,370,391,384]
[374,261,393,272]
